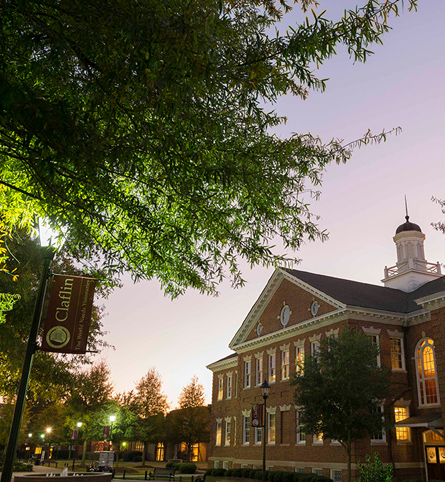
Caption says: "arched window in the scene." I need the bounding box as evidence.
[416,338,440,406]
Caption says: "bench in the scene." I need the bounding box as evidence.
[148,468,176,481]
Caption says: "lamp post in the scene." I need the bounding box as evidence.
[260,380,270,482]
[72,422,83,470]
[46,427,52,463]
[1,224,57,482]
[109,415,116,451]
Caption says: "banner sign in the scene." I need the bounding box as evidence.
[41,275,97,354]
[251,404,263,427]
[71,430,78,440]
[103,426,110,439]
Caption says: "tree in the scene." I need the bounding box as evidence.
[291,328,392,482]
[133,368,169,466]
[169,376,210,461]
[0,233,109,400]
[0,0,417,296]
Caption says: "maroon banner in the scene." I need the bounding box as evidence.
[41,275,97,354]
[251,404,263,427]
[71,430,78,440]
[103,426,110,439]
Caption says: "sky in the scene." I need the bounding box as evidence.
[95,0,445,409]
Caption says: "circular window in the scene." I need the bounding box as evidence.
[256,323,263,336]
[280,305,290,326]
[310,301,319,317]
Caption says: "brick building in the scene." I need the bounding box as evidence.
[207,216,445,481]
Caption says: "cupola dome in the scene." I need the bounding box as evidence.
[395,215,422,235]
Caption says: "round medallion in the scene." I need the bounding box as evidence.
[256,323,263,336]
[280,305,290,326]
[310,301,319,317]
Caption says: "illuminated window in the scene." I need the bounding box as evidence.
[243,415,250,444]
[390,338,405,370]
[227,374,232,399]
[313,431,323,444]
[296,411,306,444]
[256,358,263,386]
[295,346,305,374]
[416,338,440,406]
[244,361,251,388]
[217,376,224,400]
[268,413,276,444]
[394,407,411,442]
[268,353,276,383]
[156,443,164,461]
[281,350,290,380]
[225,420,231,445]
[216,422,222,446]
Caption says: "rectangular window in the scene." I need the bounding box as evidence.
[243,415,250,444]
[225,420,231,445]
[216,422,222,446]
[217,377,224,400]
[214,461,219,469]
[313,432,323,444]
[281,350,290,380]
[312,469,323,476]
[222,461,229,470]
[296,411,306,444]
[371,404,386,442]
[256,358,263,386]
[311,341,320,356]
[296,346,305,374]
[254,427,262,445]
[235,373,238,398]
[268,353,276,383]
[331,470,342,482]
[227,374,232,399]
[390,338,405,370]
[295,468,305,474]
[268,413,276,444]
[395,407,411,441]
[244,361,251,388]
[368,334,381,367]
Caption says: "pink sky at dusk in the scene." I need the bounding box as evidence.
[96,1,445,408]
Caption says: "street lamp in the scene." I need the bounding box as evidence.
[0,221,59,482]
[109,415,116,451]
[260,379,270,482]
[72,422,83,470]
[46,427,52,462]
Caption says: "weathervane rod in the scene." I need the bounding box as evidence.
[405,195,409,220]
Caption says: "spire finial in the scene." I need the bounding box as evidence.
[405,195,409,222]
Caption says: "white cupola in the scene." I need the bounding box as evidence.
[382,215,442,292]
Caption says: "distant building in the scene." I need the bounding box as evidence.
[207,215,445,481]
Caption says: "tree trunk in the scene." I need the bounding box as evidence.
[141,442,146,467]
[81,440,87,467]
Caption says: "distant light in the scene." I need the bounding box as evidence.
[46,427,52,433]
[110,415,116,423]
[77,422,83,428]
[28,433,32,438]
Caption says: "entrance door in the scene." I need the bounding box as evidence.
[426,446,445,479]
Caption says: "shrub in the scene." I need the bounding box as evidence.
[133,456,142,462]
[230,468,243,477]
[274,471,284,482]
[179,463,197,474]
[253,470,265,480]
[357,453,393,482]
[123,451,143,462]
[205,469,213,476]
[212,468,227,476]
[242,469,252,478]
[282,472,294,482]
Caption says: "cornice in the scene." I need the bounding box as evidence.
[414,290,445,311]
[206,356,238,372]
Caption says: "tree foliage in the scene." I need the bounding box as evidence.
[291,328,392,482]
[0,0,417,296]
[134,368,169,418]
[178,376,206,410]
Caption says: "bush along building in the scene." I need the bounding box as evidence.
[207,215,445,481]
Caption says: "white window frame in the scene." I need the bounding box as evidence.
[214,461,219,469]
[281,349,290,381]
[226,374,232,399]
[267,412,276,445]
[242,415,250,445]
[244,360,251,388]
[394,406,411,443]
[256,357,263,386]
[390,336,405,371]
[254,426,262,445]
[311,341,320,356]
[295,345,305,374]
[225,419,231,446]
[217,376,224,400]
[415,337,440,407]
[331,469,342,482]
[296,410,306,445]
[312,469,323,476]
[216,421,222,446]
[235,372,238,398]
[222,461,229,470]
[268,353,276,383]
[371,404,386,443]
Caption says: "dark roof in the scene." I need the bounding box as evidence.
[212,353,238,364]
[285,269,445,314]
[396,215,422,234]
